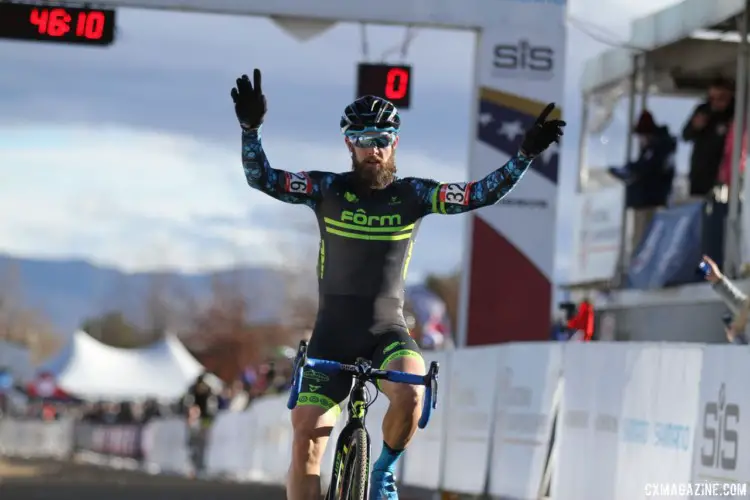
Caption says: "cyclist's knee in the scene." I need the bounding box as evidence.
[290,402,339,469]
[387,382,422,414]
[381,354,425,412]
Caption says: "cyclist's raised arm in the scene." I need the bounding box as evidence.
[407,102,564,216]
[242,129,333,208]
[406,152,534,216]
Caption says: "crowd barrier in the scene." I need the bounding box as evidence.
[74,421,143,459]
[141,416,191,475]
[2,341,750,499]
[0,417,73,459]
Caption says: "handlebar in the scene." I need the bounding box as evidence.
[286,340,439,429]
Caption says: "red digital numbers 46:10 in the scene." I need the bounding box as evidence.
[29,7,106,40]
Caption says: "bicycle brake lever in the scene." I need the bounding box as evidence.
[431,378,438,409]
[428,362,439,409]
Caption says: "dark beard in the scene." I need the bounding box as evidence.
[351,154,397,190]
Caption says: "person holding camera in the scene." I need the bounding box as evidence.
[682,78,735,197]
[700,255,749,344]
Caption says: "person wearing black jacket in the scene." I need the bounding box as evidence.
[183,372,218,423]
[682,77,735,196]
[609,110,676,250]
[183,372,218,475]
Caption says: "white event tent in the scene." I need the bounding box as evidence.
[37,330,211,401]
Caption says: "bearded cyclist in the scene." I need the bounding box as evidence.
[231,69,564,500]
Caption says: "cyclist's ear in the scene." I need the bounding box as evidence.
[344,137,354,154]
[393,135,400,149]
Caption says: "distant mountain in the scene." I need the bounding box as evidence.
[0,254,294,337]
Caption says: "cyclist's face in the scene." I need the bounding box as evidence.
[347,136,398,188]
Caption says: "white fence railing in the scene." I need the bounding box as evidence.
[0,417,74,459]
[2,342,750,499]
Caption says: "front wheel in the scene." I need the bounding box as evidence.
[328,428,370,500]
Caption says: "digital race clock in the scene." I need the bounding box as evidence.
[0,2,116,46]
[356,63,412,109]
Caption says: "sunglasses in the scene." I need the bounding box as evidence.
[345,128,397,149]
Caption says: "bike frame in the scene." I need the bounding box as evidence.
[286,340,439,498]
[328,375,373,499]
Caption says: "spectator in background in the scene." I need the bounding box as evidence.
[566,298,595,342]
[217,387,231,410]
[216,380,249,411]
[549,311,571,341]
[682,77,735,196]
[186,404,205,475]
[83,402,104,422]
[227,380,250,411]
[101,402,120,424]
[242,366,257,392]
[116,401,135,423]
[183,372,220,476]
[183,372,219,424]
[41,402,56,421]
[717,118,747,188]
[720,312,747,345]
[404,285,454,350]
[421,318,446,350]
[699,254,749,344]
[609,110,676,251]
[142,399,161,422]
[259,362,275,393]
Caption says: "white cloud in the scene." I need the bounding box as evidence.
[0,124,468,273]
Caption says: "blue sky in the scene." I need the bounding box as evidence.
[0,0,691,285]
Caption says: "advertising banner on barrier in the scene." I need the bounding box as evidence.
[402,351,450,490]
[627,201,703,290]
[441,346,503,494]
[488,342,562,499]
[554,343,703,500]
[553,342,628,500]
[613,344,702,499]
[74,422,143,459]
[692,346,750,490]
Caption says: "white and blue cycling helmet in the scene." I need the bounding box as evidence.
[340,95,401,136]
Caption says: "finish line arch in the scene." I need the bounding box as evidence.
[89,0,567,346]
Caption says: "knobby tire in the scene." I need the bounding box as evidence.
[334,428,369,500]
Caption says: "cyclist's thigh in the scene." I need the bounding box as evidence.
[291,404,337,442]
[370,328,425,392]
[296,322,371,424]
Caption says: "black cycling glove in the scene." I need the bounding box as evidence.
[520,102,565,157]
[231,68,267,130]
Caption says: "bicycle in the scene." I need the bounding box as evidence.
[287,340,439,500]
